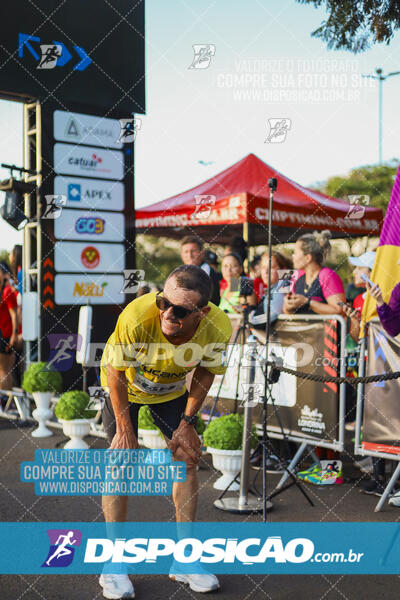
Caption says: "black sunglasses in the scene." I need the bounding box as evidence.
[155,291,202,319]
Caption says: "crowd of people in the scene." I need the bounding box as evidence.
[179,231,399,496]
[179,232,365,323]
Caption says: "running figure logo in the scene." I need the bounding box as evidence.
[192,195,216,220]
[45,334,81,372]
[118,117,142,143]
[42,529,82,567]
[121,269,145,294]
[43,195,66,219]
[37,44,62,69]
[345,195,370,220]
[265,118,292,143]
[188,44,216,69]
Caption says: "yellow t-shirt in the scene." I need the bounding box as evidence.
[100,292,232,404]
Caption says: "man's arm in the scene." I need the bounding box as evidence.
[106,364,138,449]
[185,365,215,417]
[169,366,215,465]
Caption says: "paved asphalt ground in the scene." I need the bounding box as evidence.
[1,418,400,600]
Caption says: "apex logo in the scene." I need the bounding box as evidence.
[42,529,82,568]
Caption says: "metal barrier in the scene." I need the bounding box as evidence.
[207,314,347,487]
[354,319,400,511]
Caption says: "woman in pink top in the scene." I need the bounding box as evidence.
[284,230,345,315]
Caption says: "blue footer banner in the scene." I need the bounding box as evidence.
[1,522,400,574]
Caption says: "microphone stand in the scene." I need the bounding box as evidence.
[261,177,313,521]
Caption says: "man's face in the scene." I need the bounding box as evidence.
[260,255,279,286]
[158,276,208,339]
[181,243,203,266]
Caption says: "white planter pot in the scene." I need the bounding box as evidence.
[59,419,93,449]
[138,428,167,449]
[31,391,53,438]
[207,447,242,490]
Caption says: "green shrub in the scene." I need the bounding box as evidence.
[138,405,159,430]
[22,362,62,394]
[55,391,97,421]
[203,413,258,450]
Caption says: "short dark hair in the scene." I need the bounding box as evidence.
[181,235,203,250]
[167,265,211,307]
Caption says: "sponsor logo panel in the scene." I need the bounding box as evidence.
[54,110,123,148]
[54,143,124,180]
[54,241,125,273]
[54,176,124,211]
[54,209,124,242]
[55,274,125,305]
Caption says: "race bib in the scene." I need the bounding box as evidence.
[131,371,186,396]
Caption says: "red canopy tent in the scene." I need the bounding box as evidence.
[135,153,383,245]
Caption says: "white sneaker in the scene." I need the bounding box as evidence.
[389,490,400,507]
[99,573,135,599]
[169,565,220,593]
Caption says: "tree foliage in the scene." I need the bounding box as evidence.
[318,159,398,214]
[135,234,181,285]
[297,0,400,52]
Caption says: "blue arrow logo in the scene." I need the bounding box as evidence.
[52,41,72,67]
[18,33,40,60]
[73,45,92,71]
[18,33,92,72]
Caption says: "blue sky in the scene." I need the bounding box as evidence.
[1,0,400,249]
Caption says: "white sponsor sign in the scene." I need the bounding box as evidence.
[55,274,125,305]
[54,176,124,211]
[208,343,296,407]
[54,143,124,180]
[54,209,124,242]
[54,111,123,149]
[54,242,125,273]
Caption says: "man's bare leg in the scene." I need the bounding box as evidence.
[173,466,198,522]
[102,495,128,522]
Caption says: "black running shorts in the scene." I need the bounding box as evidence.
[102,390,189,445]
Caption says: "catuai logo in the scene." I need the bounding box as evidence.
[67,153,109,173]
[81,246,100,269]
[75,217,105,235]
[42,529,81,568]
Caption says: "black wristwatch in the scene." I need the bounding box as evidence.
[180,413,197,426]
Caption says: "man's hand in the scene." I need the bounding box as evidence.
[110,423,139,450]
[168,421,201,468]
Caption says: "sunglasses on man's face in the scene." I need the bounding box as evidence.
[155,291,202,319]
